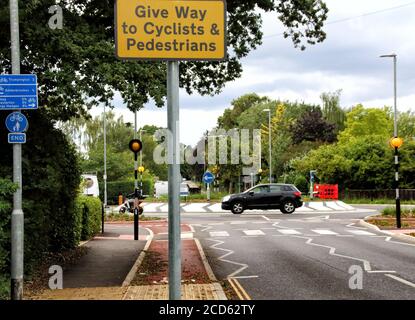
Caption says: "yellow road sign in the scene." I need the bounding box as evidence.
[115,0,226,60]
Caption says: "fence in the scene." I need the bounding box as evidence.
[341,189,415,201]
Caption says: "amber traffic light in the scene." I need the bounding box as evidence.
[390,137,403,149]
[129,139,143,153]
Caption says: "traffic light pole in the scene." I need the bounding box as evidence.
[395,146,401,229]
[167,61,181,300]
[10,0,24,300]
[134,151,139,240]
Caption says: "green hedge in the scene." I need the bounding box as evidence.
[0,112,82,299]
[76,195,102,240]
[100,179,154,204]
[0,179,17,299]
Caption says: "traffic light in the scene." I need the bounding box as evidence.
[129,139,142,161]
[390,137,403,149]
[129,139,142,153]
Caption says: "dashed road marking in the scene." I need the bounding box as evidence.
[312,229,339,235]
[347,230,376,236]
[209,231,230,237]
[243,230,265,236]
[277,229,302,235]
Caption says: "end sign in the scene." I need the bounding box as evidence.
[115,0,226,61]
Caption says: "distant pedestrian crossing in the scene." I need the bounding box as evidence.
[208,228,377,238]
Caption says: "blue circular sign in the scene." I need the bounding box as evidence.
[5,112,28,133]
[203,171,215,184]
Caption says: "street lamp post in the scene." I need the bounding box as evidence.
[380,53,401,229]
[103,104,107,208]
[263,109,272,183]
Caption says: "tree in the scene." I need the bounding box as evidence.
[291,107,336,145]
[290,105,415,190]
[0,0,328,121]
[218,93,269,129]
[338,105,393,142]
[398,111,415,140]
[321,90,346,132]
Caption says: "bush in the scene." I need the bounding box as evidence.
[0,179,17,299]
[382,207,415,217]
[100,178,154,204]
[294,175,308,193]
[76,195,102,240]
[0,111,82,283]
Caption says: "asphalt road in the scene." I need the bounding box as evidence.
[181,209,415,300]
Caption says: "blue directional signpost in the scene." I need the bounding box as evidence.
[203,171,215,202]
[0,74,38,110]
[1,70,38,301]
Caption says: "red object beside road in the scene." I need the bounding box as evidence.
[314,184,339,200]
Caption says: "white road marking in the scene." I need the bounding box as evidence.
[243,230,265,236]
[385,274,415,288]
[305,215,330,220]
[201,226,212,232]
[293,236,398,274]
[181,232,194,239]
[312,229,339,235]
[252,221,268,224]
[274,225,302,230]
[231,275,259,279]
[346,222,368,230]
[209,223,225,226]
[230,221,248,225]
[208,239,248,278]
[209,231,230,237]
[261,215,271,221]
[347,230,376,236]
[277,229,302,235]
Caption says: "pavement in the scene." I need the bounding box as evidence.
[30,221,226,300]
[62,225,149,288]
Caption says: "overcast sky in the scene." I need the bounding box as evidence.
[91,0,415,146]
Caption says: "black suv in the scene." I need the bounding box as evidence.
[221,184,303,214]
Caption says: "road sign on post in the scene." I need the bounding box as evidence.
[203,171,215,202]
[203,171,215,184]
[115,0,226,300]
[115,0,226,61]
[6,112,28,133]
[8,133,26,144]
[0,74,38,110]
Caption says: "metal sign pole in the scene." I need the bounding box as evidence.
[167,61,181,300]
[10,0,24,300]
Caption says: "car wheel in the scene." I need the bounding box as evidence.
[281,201,296,214]
[119,207,126,214]
[231,202,244,214]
